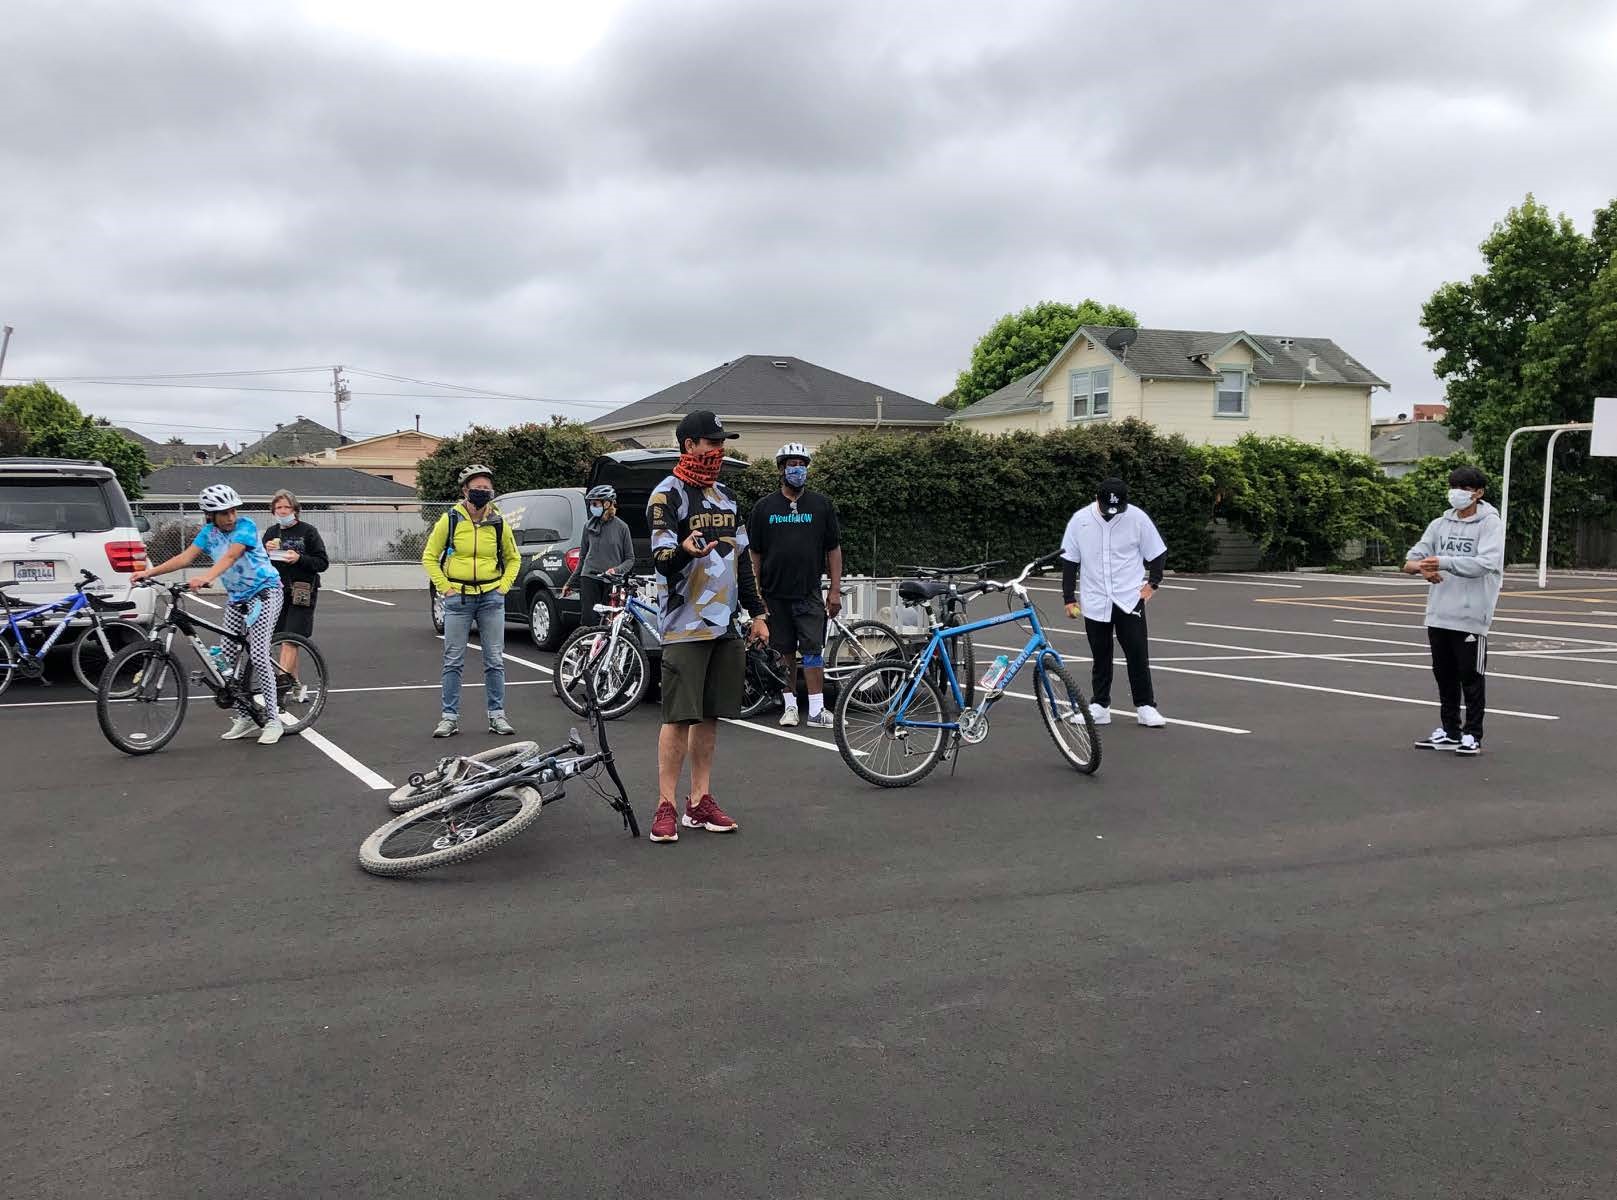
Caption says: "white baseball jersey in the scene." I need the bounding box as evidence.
[1059,503,1167,622]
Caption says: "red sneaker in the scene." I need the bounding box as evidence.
[683,794,738,833]
[649,800,679,843]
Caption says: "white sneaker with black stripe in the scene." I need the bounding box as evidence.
[1414,728,1460,750]
[1456,733,1481,756]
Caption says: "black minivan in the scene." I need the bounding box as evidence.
[425,450,747,649]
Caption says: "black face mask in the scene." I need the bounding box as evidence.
[466,488,493,509]
[1097,479,1128,521]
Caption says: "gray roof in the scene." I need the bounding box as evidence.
[591,355,946,430]
[955,326,1389,420]
[221,417,345,463]
[1370,421,1472,466]
[109,427,231,465]
[951,370,1043,419]
[142,465,418,500]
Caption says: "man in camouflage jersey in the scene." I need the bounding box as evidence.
[646,410,769,843]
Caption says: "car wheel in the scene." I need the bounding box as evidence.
[429,585,445,635]
[528,588,561,650]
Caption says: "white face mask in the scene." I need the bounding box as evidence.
[1448,488,1478,511]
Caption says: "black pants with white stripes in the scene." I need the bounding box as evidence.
[1084,602,1155,708]
[1427,625,1486,740]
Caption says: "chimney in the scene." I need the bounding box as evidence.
[415,414,421,432]
[1305,355,1320,377]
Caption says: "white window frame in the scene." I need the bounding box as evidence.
[1214,366,1249,418]
[1069,367,1112,421]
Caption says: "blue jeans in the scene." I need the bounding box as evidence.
[440,590,507,719]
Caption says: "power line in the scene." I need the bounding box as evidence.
[348,367,619,409]
[18,365,335,382]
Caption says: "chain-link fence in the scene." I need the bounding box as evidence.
[136,499,450,566]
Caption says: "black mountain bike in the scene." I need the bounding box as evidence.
[95,580,329,755]
[358,673,639,876]
[893,559,1006,709]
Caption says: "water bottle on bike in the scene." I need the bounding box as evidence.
[980,654,1011,695]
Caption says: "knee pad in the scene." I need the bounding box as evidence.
[801,653,824,668]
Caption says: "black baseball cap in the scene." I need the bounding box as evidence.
[675,410,739,444]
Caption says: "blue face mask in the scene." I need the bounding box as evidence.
[783,465,808,488]
[589,505,604,519]
[276,513,296,528]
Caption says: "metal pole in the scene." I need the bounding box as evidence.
[0,324,13,378]
[1500,422,1591,555]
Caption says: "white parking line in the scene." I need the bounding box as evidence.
[282,716,394,790]
[1335,619,1617,644]
[1180,576,1303,589]
[1189,621,1427,648]
[1142,664,1558,720]
[188,594,221,609]
[1227,573,1427,589]
[720,719,849,752]
[436,635,554,676]
[331,589,395,606]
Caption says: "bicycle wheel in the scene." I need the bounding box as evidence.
[359,784,544,876]
[267,633,329,734]
[1033,653,1101,775]
[553,627,648,720]
[72,621,148,693]
[833,661,947,788]
[0,636,16,699]
[97,643,189,755]
[386,741,542,813]
[825,619,906,690]
[739,644,786,718]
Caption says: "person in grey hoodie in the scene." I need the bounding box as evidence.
[1403,465,1504,756]
[561,484,637,626]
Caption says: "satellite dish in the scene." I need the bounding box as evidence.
[1106,329,1139,358]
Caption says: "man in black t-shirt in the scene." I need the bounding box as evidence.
[746,442,843,728]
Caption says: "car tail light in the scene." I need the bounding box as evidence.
[106,541,148,573]
[564,547,581,574]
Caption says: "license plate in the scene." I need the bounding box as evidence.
[13,561,55,583]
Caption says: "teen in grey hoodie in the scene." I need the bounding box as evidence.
[1402,465,1504,755]
[562,485,637,626]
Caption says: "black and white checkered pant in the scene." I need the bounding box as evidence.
[222,587,283,721]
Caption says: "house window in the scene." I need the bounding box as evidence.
[1215,368,1248,417]
[1069,367,1112,420]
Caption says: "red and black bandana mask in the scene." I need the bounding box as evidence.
[674,446,724,487]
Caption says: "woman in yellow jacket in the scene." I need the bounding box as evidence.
[422,464,521,737]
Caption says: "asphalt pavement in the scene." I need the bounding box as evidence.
[4,571,1616,1198]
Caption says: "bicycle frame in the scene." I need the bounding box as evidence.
[0,590,93,663]
[148,589,259,694]
[889,601,1053,732]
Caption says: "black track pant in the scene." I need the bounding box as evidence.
[1428,625,1487,740]
[1084,603,1155,708]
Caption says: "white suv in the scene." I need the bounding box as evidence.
[0,457,156,626]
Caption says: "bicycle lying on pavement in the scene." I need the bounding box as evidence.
[358,674,639,876]
[94,579,329,755]
[0,569,149,696]
[832,552,1100,787]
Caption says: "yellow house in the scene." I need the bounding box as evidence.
[952,326,1387,452]
[291,428,444,488]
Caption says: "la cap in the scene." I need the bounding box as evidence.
[675,410,740,445]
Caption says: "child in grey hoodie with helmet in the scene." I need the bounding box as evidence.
[1402,465,1504,756]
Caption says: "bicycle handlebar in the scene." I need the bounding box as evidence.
[896,559,1007,580]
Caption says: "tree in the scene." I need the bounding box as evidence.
[1422,194,1617,562]
[953,299,1140,408]
[0,380,82,434]
[165,435,187,446]
[0,379,151,496]
[417,416,617,500]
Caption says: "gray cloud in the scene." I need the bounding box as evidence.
[3,0,1615,446]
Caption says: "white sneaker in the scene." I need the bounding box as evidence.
[779,707,800,727]
[805,711,834,730]
[221,716,259,740]
[1135,705,1167,728]
[1088,704,1112,726]
[257,721,284,746]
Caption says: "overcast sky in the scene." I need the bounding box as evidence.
[4,0,1615,446]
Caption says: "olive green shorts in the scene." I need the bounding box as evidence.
[660,637,745,725]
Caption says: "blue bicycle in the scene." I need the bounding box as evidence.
[832,552,1101,786]
[0,569,148,697]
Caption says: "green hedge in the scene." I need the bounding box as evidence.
[730,421,1471,575]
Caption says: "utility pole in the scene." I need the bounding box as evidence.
[0,325,13,379]
[332,364,351,441]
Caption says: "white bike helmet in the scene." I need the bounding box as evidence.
[774,441,812,466]
[198,484,244,512]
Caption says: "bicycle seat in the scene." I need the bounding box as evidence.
[898,580,952,603]
[87,595,137,613]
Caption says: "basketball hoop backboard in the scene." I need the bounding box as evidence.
[1594,397,1617,457]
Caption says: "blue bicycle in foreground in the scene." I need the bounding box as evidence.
[832,552,1100,786]
[0,569,149,696]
